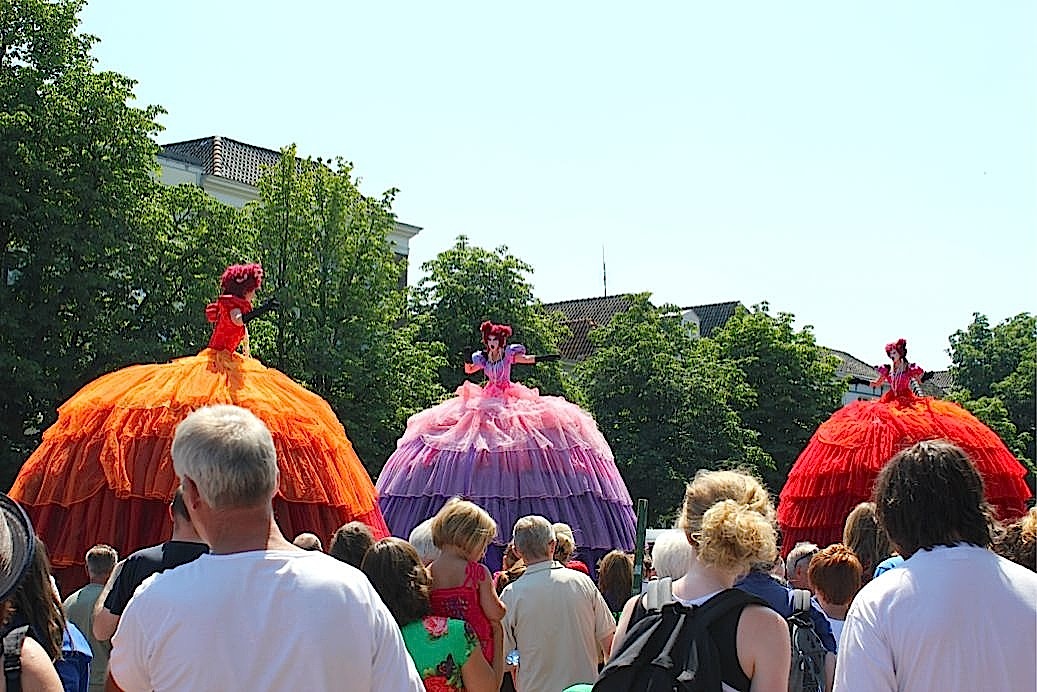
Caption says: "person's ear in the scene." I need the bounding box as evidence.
[181,477,202,511]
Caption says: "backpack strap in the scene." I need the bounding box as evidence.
[788,589,813,618]
[3,625,29,692]
[627,577,675,631]
[644,577,674,611]
[692,588,765,623]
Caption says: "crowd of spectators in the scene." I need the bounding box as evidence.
[0,408,1034,692]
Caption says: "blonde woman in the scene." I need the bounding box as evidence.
[612,470,790,692]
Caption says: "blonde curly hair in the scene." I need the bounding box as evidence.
[678,469,777,573]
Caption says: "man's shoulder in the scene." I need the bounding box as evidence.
[119,540,206,583]
[142,549,365,588]
[124,542,166,564]
[534,562,600,597]
[63,583,102,606]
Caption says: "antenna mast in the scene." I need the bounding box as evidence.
[602,245,607,298]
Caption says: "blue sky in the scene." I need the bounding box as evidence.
[80,2,1035,369]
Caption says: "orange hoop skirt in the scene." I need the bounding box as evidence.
[777,392,1031,552]
[9,349,387,591]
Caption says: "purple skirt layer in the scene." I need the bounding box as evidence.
[380,494,636,552]
[377,382,636,553]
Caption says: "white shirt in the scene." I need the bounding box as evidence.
[834,544,1037,692]
[110,550,423,692]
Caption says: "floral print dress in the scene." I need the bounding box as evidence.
[401,616,479,691]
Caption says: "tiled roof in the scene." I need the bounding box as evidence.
[682,301,742,338]
[543,295,744,361]
[544,295,637,325]
[827,348,879,383]
[920,369,954,396]
[159,136,283,187]
[543,295,637,362]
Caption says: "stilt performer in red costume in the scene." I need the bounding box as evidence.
[778,338,1031,551]
[376,321,636,571]
[10,263,388,589]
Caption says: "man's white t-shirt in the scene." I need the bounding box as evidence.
[110,549,423,692]
[834,544,1037,692]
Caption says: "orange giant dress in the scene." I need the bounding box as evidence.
[10,295,387,589]
[777,362,1031,552]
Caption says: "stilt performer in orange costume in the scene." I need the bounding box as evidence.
[778,338,1030,551]
[10,263,388,589]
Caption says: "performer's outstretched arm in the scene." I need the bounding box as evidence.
[243,297,280,324]
[870,367,889,389]
[514,353,560,365]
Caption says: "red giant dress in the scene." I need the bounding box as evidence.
[10,295,388,589]
[778,362,1031,551]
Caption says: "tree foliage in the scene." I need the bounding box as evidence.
[705,304,844,492]
[0,0,163,483]
[412,236,568,395]
[575,295,770,525]
[122,183,255,359]
[250,148,446,474]
[948,312,1036,474]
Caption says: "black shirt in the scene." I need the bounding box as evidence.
[103,540,208,615]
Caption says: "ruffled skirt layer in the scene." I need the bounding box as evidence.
[376,381,636,553]
[777,393,1031,551]
[10,349,387,587]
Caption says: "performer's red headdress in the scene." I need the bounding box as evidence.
[220,263,264,298]
[480,321,512,346]
[885,338,907,359]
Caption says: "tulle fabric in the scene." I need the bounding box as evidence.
[377,381,636,554]
[778,391,1031,551]
[10,348,388,589]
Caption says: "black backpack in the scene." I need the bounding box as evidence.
[787,589,827,692]
[2,625,29,692]
[593,579,763,692]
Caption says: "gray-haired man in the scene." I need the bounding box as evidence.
[108,405,422,692]
[501,515,615,692]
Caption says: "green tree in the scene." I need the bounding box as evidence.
[250,147,445,473]
[575,295,770,525]
[0,0,162,483]
[122,183,256,359]
[948,312,1036,474]
[412,236,569,395]
[706,304,844,492]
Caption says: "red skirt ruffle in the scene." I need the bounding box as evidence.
[777,392,1031,552]
[9,349,388,591]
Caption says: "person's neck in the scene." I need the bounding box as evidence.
[199,507,295,555]
[170,525,204,544]
[523,554,554,567]
[819,600,849,620]
[671,561,738,600]
[440,545,473,563]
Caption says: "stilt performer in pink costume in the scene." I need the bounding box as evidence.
[778,338,1031,551]
[376,321,636,569]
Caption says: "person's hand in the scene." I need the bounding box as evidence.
[534,354,561,363]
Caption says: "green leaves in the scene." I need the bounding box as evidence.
[948,312,1036,475]
[250,147,446,474]
[574,295,771,525]
[411,236,568,395]
[706,303,843,492]
[0,0,163,485]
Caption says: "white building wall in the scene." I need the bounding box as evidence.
[156,155,421,257]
